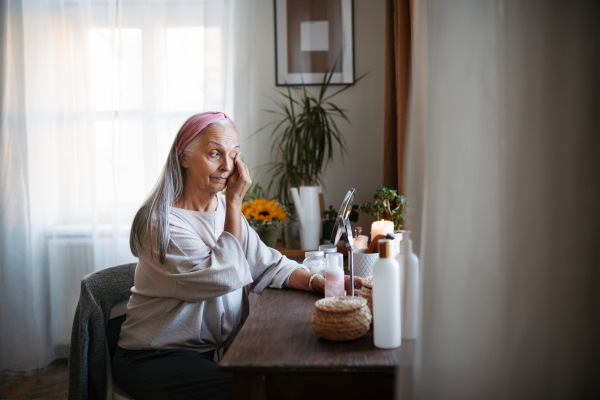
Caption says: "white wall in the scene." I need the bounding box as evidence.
[234,0,385,234]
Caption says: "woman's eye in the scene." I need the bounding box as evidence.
[210,151,220,157]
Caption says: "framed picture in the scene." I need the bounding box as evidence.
[274,0,355,86]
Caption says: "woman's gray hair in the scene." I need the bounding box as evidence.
[130,118,234,263]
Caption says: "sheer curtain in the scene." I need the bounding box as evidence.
[1,0,234,371]
[402,0,600,398]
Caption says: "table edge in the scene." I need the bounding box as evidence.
[217,364,396,373]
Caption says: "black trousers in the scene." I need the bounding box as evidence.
[112,346,233,400]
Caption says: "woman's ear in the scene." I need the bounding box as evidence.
[179,154,189,168]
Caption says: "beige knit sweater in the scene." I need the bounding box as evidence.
[118,195,305,361]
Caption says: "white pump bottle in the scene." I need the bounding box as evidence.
[399,231,419,339]
[372,239,402,349]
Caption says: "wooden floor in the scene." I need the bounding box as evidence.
[0,359,68,400]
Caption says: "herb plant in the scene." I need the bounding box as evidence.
[359,186,407,230]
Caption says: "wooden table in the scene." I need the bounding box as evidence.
[218,288,412,400]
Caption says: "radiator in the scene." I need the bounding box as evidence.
[48,238,96,346]
[48,232,136,346]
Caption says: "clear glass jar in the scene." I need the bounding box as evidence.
[303,251,325,276]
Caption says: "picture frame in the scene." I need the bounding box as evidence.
[274,0,355,86]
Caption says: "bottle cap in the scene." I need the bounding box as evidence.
[305,251,324,258]
[326,252,344,270]
[378,239,395,258]
[319,244,337,253]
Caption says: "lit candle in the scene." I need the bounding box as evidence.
[371,220,394,242]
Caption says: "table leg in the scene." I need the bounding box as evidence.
[233,372,266,400]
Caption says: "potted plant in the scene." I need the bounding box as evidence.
[241,198,287,248]
[242,182,267,203]
[322,205,338,241]
[260,66,366,250]
[359,186,407,230]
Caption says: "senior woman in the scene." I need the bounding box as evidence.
[113,112,361,400]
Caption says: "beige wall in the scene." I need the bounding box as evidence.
[235,0,385,233]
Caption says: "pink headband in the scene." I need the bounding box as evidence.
[176,112,239,156]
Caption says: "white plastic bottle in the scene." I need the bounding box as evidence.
[401,232,419,339]
[372,239,402,349]
[394,234,406,337]
[324,252,345,297]
[393,230,407,256]
[318,245,338,277]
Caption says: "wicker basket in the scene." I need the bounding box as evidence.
[358,276,373,314]
[311,296,372,341]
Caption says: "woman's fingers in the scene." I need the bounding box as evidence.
[238,159,250,178]
[235,158,252,187]
[225,155,252,205]
[235,157,246,178]
[344,275,363,294]
[235,153,243,174]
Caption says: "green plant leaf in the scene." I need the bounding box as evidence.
[321,71,370,103]
[358,186,407,230]
[257,65,368,204]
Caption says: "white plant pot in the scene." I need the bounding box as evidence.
[290,186,321,251]
[353,251,379,278]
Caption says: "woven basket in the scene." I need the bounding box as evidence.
[311,296,372,341]
[358,276,373,313]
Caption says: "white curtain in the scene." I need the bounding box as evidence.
[401,0,600,398]
[1,0,235,371]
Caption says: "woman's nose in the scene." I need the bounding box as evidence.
[221,156,233,171]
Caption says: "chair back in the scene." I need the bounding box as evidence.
[68,262,137,400]
[106,299,129,360]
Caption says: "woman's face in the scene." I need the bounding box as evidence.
[180,124,240,195]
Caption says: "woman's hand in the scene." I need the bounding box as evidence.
[224,154,251,246]
[315,275,362,295]
[226,154,252,206]
[346,275,363,295]
[288,269,363,295]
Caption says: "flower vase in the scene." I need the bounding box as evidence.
[257,226,279,248]
[289,186,321,251]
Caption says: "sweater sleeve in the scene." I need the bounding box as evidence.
[159,223,254,302]
[241,215,309,294]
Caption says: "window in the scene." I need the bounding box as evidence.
[58,0,232,226]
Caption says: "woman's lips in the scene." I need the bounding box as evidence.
[212,177,227,182]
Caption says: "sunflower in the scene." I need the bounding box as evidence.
[242,199,287,226]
